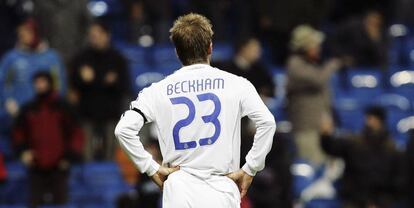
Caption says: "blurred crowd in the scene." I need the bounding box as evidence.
[0,0,414,208]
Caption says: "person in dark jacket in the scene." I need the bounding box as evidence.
[331,10,388,68]
[12,71,84,207]
[69,21,131,161]
[215,37,275,99]
[320,106,401,208]
[404,130,414,207]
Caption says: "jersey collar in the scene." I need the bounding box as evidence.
[180,63,211,71]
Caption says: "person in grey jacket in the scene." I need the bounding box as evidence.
[286,25,342,166]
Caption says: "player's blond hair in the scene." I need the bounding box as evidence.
[169,13,214,66]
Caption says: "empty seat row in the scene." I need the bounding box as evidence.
[0,162,132,208]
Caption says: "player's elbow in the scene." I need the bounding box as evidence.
[267,118,277,128]
[262,115,277,129]
[114,122,126,139]
[261,118,277,137]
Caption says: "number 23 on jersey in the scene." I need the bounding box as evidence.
[170,92,221,150]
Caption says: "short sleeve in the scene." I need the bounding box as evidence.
[130,86,156,123]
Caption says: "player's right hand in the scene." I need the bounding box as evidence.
[226,169,254,198]
[150,166,180,190]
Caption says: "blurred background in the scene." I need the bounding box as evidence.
[0,0,414,207]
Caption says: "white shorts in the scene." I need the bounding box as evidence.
[162,170,240,208]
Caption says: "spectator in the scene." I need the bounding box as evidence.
[188,0,233,41]
[33,0,91,62]
[215,37,277,208]
[135,139,162,208]
[248,132,293,208]
[329,0,393,24]
[116,139,162,208]
[331,10,388,68]
[228,1,256,41]
[256,0,332,64]
[320,106,401,208]
[0,18,66,119]
[140,0,172,42]
[0,152,6,184]
[395,0,414,27]
[126,1,153,45]
[115,147,139,186]
[216,37,275,99]
[0,0,29,58]
[69,21,131,161]
[404,130,414,207]
[286,25,342,167]
[214,37,274,168]
[12,72,84,207]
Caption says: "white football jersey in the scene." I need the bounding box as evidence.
[128,64,276,177]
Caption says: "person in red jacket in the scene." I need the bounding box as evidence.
[12,71,84,207]
[0,153,6,183]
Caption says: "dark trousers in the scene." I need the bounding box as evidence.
[29,168,68,208]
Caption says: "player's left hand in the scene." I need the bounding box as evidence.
[226,169,254,198]
[150,166,180,190]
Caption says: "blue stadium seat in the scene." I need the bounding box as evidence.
[291,159,317,199]
[394,133,410,150]
[133,71,165,91]
[271,67,287,102]
[0,135,12,159]
[388,33,411,67]
[82,162,126,190]
[268,67,288,121]
[68,183,90,206]
[68,165,86,202]
[389,70,414,101]
[404,37,414,67]
[345,69,384,106]
[128,63,158,92]
[69,165,83,188]
[153,66,180,76]
[292,160,340,207]
[0,162,28,204]
[395,116,414,148]
[114,42,150,66]
[330,72,342,94]
[305,199,341,208]
[91,185,131,207]
[109,19,128,42]
[334,94,364,132]
[152,45,181,70]
[83,204,112,208]
[0,114,12,135]
[211,43,233,62]
[260,45,274,66]
[38,205,77,208]
[374,93,412,135]
[69,162,131,208]
[88,0,123,16]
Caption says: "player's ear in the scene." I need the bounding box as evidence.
[207,42,212,55]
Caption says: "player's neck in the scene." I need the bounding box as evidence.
[183,60,210,67]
